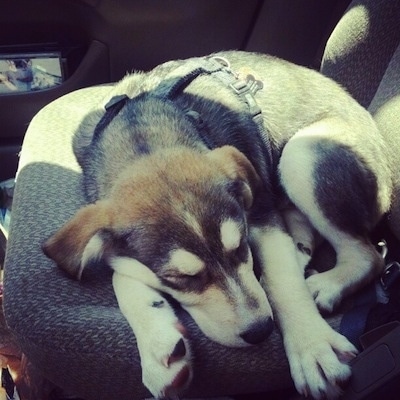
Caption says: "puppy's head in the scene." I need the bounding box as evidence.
[43,145,273,346]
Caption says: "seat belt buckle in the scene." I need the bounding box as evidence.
[341,321,400,399]
[380,261,400,292]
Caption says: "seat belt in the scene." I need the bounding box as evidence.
[341,321,400,400]
[340,239,400,400]
[339,240,400,348]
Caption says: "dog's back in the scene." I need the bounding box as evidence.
[75,51,392,216]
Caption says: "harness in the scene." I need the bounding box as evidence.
[93,55,273,168]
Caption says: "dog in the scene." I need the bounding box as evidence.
[42,51,393,399]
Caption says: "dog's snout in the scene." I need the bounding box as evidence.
[240,318,274,345]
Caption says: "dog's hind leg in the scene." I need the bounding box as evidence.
[279,121,385,313]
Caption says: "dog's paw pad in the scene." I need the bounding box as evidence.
[163,364,192,398]
[297,242,312,256]
[295,242,313,271]
[140,321,192,398]
[163,338,187,367]
[338,350,358,364]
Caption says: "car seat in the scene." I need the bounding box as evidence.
[3,0,400,399]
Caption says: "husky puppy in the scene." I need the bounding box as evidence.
[43,51,393,399]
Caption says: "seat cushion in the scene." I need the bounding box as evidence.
[5,85,346,399]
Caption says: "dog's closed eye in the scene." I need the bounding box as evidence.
[161,269,201,283]
[160,249,208,292]
[160,269,207,293]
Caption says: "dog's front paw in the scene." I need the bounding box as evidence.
[285,323,357,399]
[141,325,192,399]
[137,302,192,399]
[306,272,343,312]
[112,274,193,398]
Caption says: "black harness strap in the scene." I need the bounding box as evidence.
[92,56,273,171]
[93,94,129,141]
[150,58,222,100]
[151,56,269,157]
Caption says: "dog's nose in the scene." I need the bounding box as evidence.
[240,318,274,344]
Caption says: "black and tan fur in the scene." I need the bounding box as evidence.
[43,51,396,399]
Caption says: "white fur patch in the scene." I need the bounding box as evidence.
[182,210,203,238]
[168,249,204,276]
[220,219,241,252]
[279,134,319,222]
[80,234,104,278]
[109,256,162,289]
[251,226,315,314]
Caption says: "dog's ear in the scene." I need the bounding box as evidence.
[42,201,112,280]
[207,145,261,209]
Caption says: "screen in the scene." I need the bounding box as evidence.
[0,52,63,93]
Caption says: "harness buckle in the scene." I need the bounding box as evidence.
[104,94,129,110]
[209,56,231,69]
[376,239,400,292]
[381,261,400,292]
[229,74,263,96]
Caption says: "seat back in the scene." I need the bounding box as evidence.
[321,0,400,109]
[322,0,400,242]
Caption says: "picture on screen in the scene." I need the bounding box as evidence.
[0,52,63,93]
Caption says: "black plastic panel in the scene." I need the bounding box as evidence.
[0,0,348,179]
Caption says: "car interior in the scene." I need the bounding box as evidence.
[0,0,399,399]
